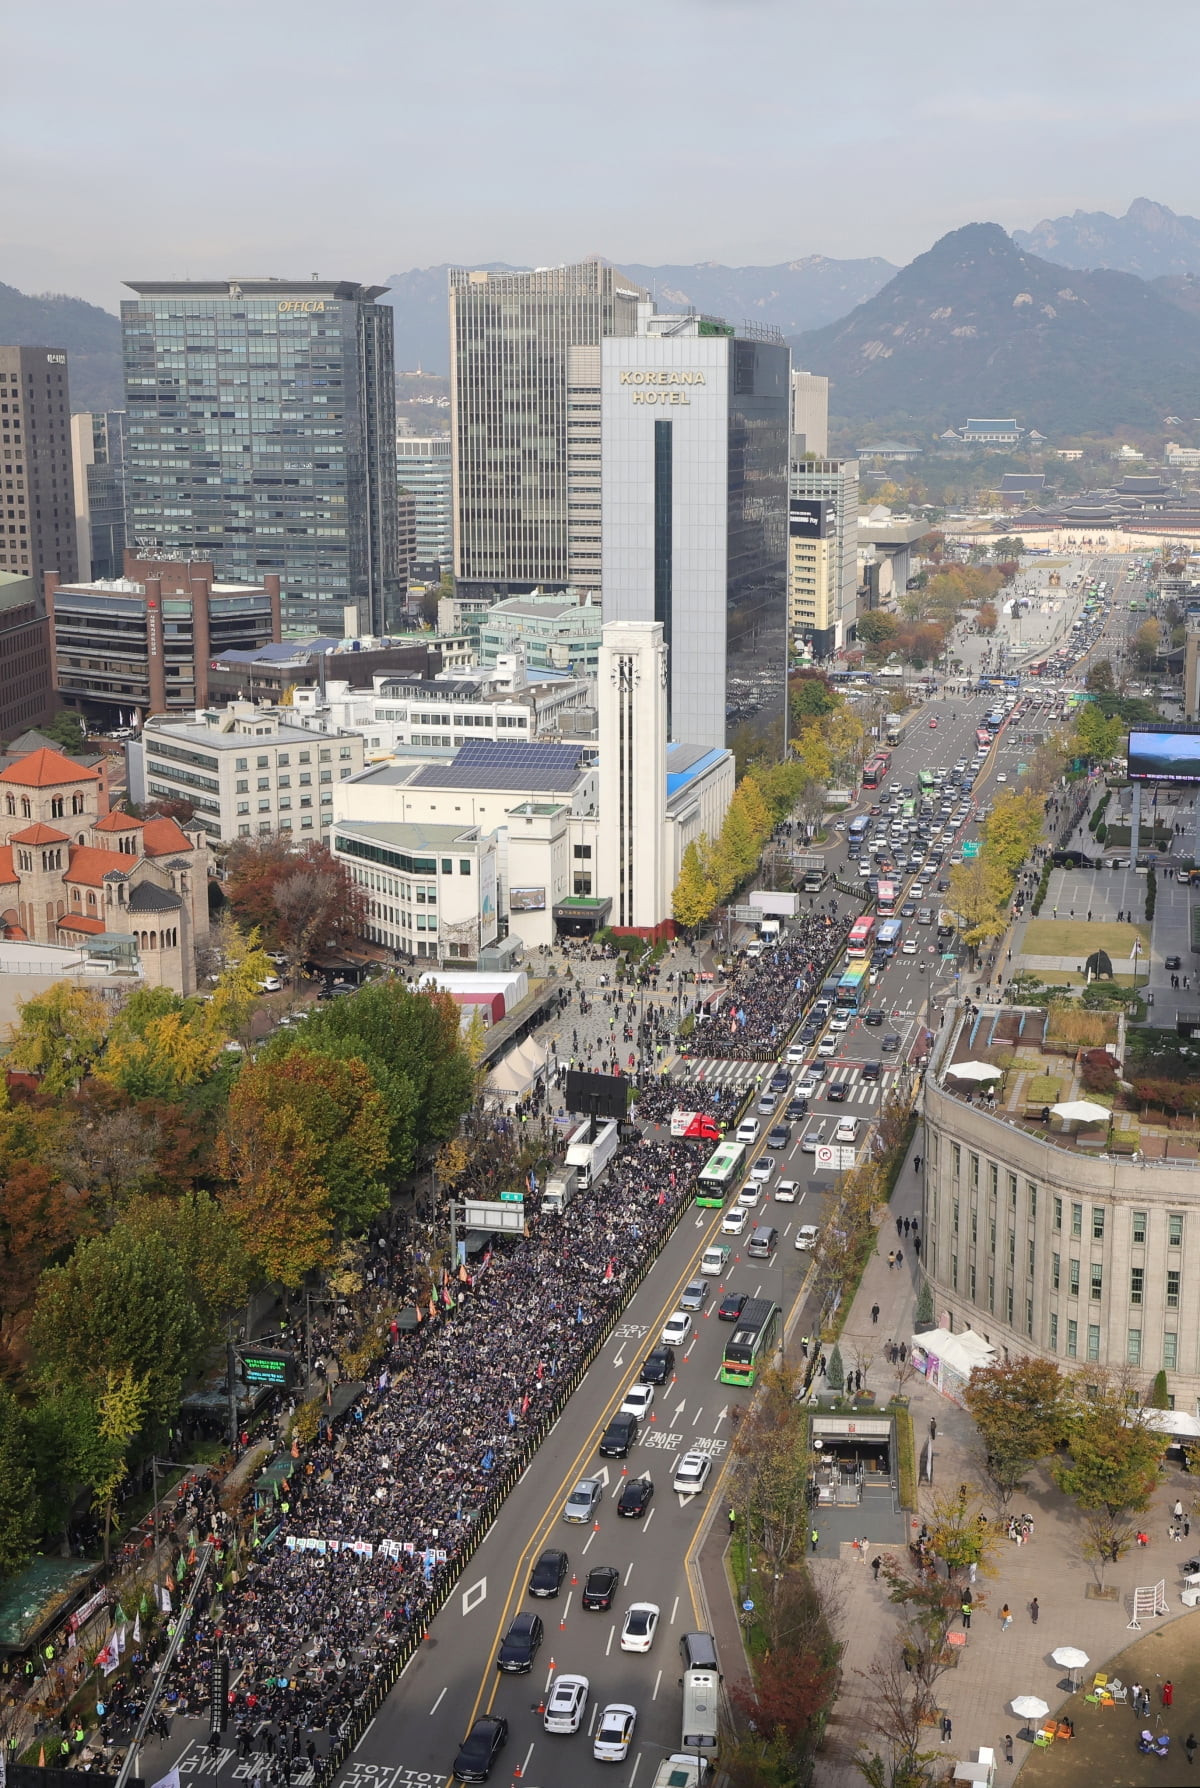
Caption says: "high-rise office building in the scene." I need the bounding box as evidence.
[70,410,128,580]
[121,279,399,636]
[0,346,79,589]
[396,436,453,573]
[787,496,839,659]
[790,458,859,649]
[600,313,790,753]
[449,262,645,598]
[790,370,829,458]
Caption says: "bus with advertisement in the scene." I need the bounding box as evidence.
[876,919,902,956]
[696,1140,746,1207]
[847,915,876,957]
[720,1297,782,1386]
[975,728,991,751]
[876,879,897,917]
[848,815,871,849]
[836,961,869,1010]
[861,751,892,789]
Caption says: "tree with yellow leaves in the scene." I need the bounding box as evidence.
[946,855,1012,959]
[673,837,717,930]
[982,789,1044,878]
[6,983,110,1097]
[92,1366,149,1564]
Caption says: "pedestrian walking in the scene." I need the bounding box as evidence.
[940,1714,952,1743]
[930,1416,937,1440]
[1029,1596,1039,1624]
[871,1556,882,1581]
[810,1528,819,1554]
[1003,1736,1014,1765]
[1000,1603,1012,1630]
[1164,1680,1175,1707]
[1174,1500,1185,1522]
[1186,1732,1197,1767]
[960,1599,971,1630]
[887,1251,896,1270]
[871,1303,880,1324]
[728,1507,736,1535]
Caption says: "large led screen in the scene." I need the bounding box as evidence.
[1127,730,1200,783]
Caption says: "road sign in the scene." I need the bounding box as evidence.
[732,904,760,922]
[461,1199,526,1234]
[962,841,980,859]
[742,1599,755,1613]
[499,1190,524,1203]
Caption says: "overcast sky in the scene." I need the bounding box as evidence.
[7,0,1200,311]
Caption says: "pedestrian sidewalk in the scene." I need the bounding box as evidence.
[816,1138,1200,1788]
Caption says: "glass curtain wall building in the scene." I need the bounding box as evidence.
[601,316,789,754]
[449,262,645,598]
[121,279,399,636]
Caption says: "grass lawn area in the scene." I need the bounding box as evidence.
[1023,919,1149,957]
[1036,970,1141,987]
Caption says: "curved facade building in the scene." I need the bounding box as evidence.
[922,1006,1199,1407]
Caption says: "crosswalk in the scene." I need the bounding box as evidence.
[680,1058,896,1107]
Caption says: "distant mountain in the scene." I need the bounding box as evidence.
[1014,198,1200,279]
[0,281,122,410]
[789,222,1200,436]
[1152,272,1200,321]
[382,255,896,372]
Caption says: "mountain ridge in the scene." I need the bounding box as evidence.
[0,281,122,410]
[1014,198,1200,279]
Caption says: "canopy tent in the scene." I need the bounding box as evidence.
[483,1036,548,1103]
[946,1061,1003,1081]
[1142,1407,1200,1440]
[1051,1099,1110,1125]
[910,1327,997,1406]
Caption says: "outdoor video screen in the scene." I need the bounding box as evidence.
[1127,730,1200,783]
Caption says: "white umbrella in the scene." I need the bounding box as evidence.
[1051,1100,1110,1125]
[1011,1695,1050,1721]
[1050,1647,1089,1669]
[946,1061,1003,1081]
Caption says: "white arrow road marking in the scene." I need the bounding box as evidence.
[461,1577,487,1616]
[671,1401,686,1425]
[612,1347,626,1368]
[593,1463,611,1487]
[714,1405,729,1430]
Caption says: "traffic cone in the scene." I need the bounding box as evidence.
[594,1520,600,1529]
[571,1573,578,1585]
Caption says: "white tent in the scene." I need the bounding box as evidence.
[911,1327,997,1405]
[483,1035,548,1103]
[1142,1407,1200,1440]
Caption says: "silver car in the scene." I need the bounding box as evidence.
[563,1478,603,1524]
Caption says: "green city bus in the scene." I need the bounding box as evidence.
[696,1139,746,1207]
[918,770,935,794]
[720,1297,782,1385]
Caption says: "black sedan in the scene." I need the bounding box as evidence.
[640,1346,674,1384]
[882,1034,901,1053]
[496,1612,543,1673]
[718,1291,748,1322]
[582,1565,620,1611]
[617,1476,654,1518]
[785,1097,809,1120]
[766,1123,791,1149]
[452,1715,508,1782]
[528,1548,568,1597]
[827,1082,847,1103]
[863,1009,884,1027]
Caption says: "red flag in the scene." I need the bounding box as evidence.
[537,1362,545,1380]
[604,1258,615,1282]
[520,1394,530,1415]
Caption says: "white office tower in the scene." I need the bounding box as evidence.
[791,370,829,458]
[597,620,668,930]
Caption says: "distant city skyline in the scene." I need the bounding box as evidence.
[4,0,1199,312]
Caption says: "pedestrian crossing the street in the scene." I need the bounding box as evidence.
[680,1059,896,1107]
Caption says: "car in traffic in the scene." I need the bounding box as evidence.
[863,1008,884,1026]
[528,1548,568,1597]
[755,1091,778,1115]
[718,1290,747,1321]
[736,1118,760,1144]
[582,1565,620,1611]
[661,1311,692,1346]
[801,1119,828,1153]
[543,1674,590,1734]
[828,1011,851,1033]
[795,1074,819,1099]
[721,1206,748,1235]
[795,1224,819,1251]
[593,1704,637,1764]
[563,1479,603,1524]
[1166,955,1182,971]
[680,1278,710,1311]
[700,1244,730,1277]
[827,1081,847,1103]
[901,938,918,954]
[496,1612,543,1673]
[736,1182,760,1208]
[640,1344,674,1383]
[882,1033,900,1053]
[861,1060,882,1081]
[621,1383,655,1418]
[672,1452,713,1496]
[766,1122,791,1150]
[917,906,933,925]
[617,1475,654,1518]
[774,1179,799,1202]
[599,1412,640,1457]
[452,1715,509,1782]
[749,1155,774,1183]
[817,1034,838,1056]
[785,1041,806,1065]
[785,1096,809,1120]
[620,1602,660,1652]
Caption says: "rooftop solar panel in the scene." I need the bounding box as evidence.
[407,738,591,794]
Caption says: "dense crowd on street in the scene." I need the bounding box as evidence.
[95,1130,707,1777]
[683,905,849,1059]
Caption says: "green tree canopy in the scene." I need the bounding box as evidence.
[963,1355,1070,1506]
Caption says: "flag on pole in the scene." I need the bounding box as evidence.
[133,1612,140,1647]
[150,1769,181,1788]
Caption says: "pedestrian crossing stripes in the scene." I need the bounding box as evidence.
[682,1060,894,1106]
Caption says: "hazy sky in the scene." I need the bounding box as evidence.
[7,0,1200,311]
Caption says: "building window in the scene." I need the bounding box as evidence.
[1169,1213,1184,1248]
[1026,1299,1033,1337]
[951,1253,958,1290]
[1006,1285,1014,1322]
[1092,1207,1105,1242]
[1069,1259,1080,1297]
[1090,1263,1103,1301]
[1071,1203,1082,1238]
[237,801,249,815]
[1164,1332,1178,1371]
[1167,1269,1181,1309]
[50,796,63,819]
[1049,1312,1058,1351]
[1052,1253,1060,1290]
[1087,1324,1101,1362]
[951,1143,961,1178]
[1028,1238,1035,1275]
[969,1264,976,1300]
[1053,1196,1062,1232]
[1130,1266,1144,1306]
[970,1153,979,1189]
[257,777,269,791]
[1027,1182,1037,1218]
[236,757,247,771]
[1132,1210,1147,1244]
[257,756,269,769]
[459,859,471,875]
[988,1163,998,1197]
[1067,1319,1078,1358]
[1127,1329,1141,1367]
[1006,1170,1016,1205]
[236,780,248,794]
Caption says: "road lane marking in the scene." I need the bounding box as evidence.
[461,1577,487,1616]
[624,1561,634,1585]
[629,1751,643,1787]
[606,1623,615,1656]
[652,1670,662,1701]
[670,1595,680,1624]
[353,1716,378,1749]
[582,1528,597,1554]
[519,1743,534,1777]
[643,1508,656,1534]
[563,1589,573,1620]
[427,1690,446,1718]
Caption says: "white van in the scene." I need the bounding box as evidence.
[700,1244,730,1277]
[681,1669,721,1754]
[835,1115,861,1145]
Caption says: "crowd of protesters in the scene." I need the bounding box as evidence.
[683,904,849,1060]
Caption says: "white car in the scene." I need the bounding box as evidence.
[795,1224,820,1251]
[257,976,283,993]
[774,1179,799,1202]
[593,1704,637,1764]
[817,1035,838,1057]
[796,1075,819,1100]
[661,1311,692,1346]
[828,1013,851,1033]
[736,1182,760,1208]
[901,938,918,955]
[672,1452,713,1496]
[785,1042,806,1065]
[996,772,1008,782]
[721,1206,749,1235]
[749,1156,774,1184]
[621,1383,655,1419]
[544,1673,590,1734]
[620,1602,660,1653]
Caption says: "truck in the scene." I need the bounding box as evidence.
[793,852,826,893]
[650,1758,712,1788]
[564,1118,620,1191]
[749,889,800,918]
[670,1109,722,1141]
[757,918,782,944]
[540,1164,580,1215]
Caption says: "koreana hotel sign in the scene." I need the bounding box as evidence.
[619,370,707,405]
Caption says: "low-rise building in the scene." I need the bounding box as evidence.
[205,634,443,706]
[477,591,603,673]
[286,662,592,757]
[331,818,498,963]
[0,573,55,736]
[130,704,364,843]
